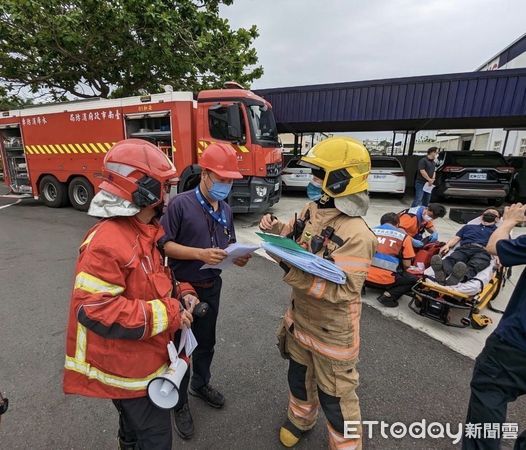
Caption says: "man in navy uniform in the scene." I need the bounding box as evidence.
[160,143,250,440]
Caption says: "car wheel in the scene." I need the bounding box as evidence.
[68,177,94,211]
[39,175,68,208]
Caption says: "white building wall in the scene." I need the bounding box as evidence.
[438,35,526,157]
[472,131,490,150]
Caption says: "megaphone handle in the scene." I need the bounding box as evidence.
[177,349,190,363]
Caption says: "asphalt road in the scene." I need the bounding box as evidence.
[1,191,525,449]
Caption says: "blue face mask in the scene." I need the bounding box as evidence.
[307,181,323,201]
[208,178,232,201]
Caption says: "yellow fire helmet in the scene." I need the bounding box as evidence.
[300,136,371,197]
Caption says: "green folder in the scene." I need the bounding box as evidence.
[256,232,309,253]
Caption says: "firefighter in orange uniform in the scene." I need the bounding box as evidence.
[366,212,418,307]
[259,137,377,450]
[63,139,195,449]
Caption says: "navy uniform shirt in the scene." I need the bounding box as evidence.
[456,223,497,247]
[160,188,236,282]
[495,234,526,353]
[416,157,435,182]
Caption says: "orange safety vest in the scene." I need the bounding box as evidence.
[398,207,433,238]
[367,225,406,285]
[63,216,193,399]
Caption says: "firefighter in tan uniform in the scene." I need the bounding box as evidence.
[260,137,376,449]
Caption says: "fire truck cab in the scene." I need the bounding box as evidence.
[0,87,282,213]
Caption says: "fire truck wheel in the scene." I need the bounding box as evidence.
[39,175,68,208]
[68,177,94,212]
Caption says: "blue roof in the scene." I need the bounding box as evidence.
[254,68,526,133]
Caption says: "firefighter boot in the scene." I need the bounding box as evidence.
[173,403,194,440]
[280,419,305,447]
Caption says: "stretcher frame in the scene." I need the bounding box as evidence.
[408,267,508,329]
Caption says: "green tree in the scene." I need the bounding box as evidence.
[0,86,33,110]
[0,0,263,101]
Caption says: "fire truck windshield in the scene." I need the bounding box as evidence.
[247,104,279,147]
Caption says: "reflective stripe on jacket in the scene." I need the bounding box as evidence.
[367,225,406,285]
[63,217,193,399]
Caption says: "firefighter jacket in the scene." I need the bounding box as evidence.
[366,224,415,285]
[271,202,377,363]
[63,216,194,399]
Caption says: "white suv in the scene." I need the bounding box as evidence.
[368,156,406,197]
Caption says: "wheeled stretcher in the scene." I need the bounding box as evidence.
[408,259,508,329]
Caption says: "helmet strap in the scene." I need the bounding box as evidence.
[318,192,332,206]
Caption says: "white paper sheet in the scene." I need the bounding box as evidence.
[179,328,198,356]
[423,183,435,193]
[262,242,347,284]
[200,242,260,270]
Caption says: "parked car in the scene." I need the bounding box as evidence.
[368,156,406,196]
[281,158,312,190]
[433,151,514,205]
[507,156,526,202]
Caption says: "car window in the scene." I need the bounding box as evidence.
[447,153,506,167]
[285,159,302,169]
[208,106,246,142]
[371,158,401,169]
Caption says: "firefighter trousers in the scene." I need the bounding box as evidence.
[112,397,172,450]
[285,332,362,450]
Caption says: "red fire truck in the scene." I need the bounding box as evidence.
[0,86,283,213]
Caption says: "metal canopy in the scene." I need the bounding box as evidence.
[255,68,526,133]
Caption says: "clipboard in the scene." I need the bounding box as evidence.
[256,232,309,253]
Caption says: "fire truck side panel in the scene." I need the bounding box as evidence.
[21,108,125,195]
[171,101,197,173]
[1,90,281,213]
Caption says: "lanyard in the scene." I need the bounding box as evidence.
[195,187,230,236]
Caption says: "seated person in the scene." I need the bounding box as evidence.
[366,212,418,307]
[430,208,500,286]
[398,203,447,248]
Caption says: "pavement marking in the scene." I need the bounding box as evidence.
[0,199,21,210]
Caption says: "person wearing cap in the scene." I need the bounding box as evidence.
[159,142,250,440]
[259,137,377,450]
[63,139,196,449]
